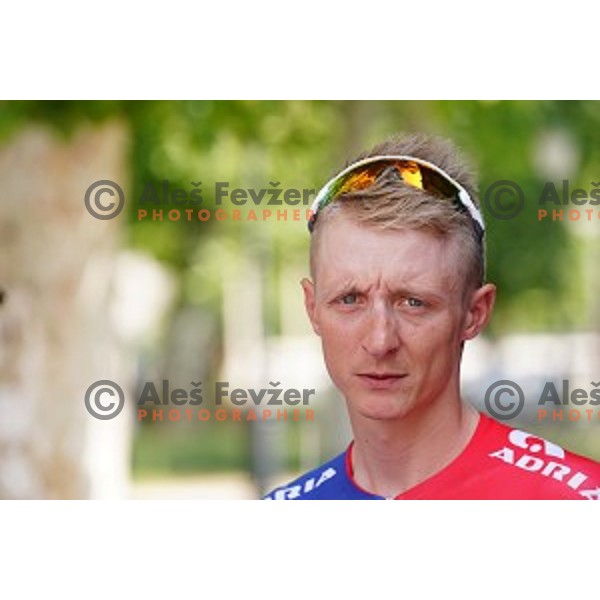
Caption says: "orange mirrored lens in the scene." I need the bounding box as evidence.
[338,169,379,195]
[397,162,424,189]
[337,161,426,196]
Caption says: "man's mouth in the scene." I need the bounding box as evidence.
[356,372,408,389]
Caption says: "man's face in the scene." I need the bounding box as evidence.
[302,215,494,422]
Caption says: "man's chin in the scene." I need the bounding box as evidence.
[347,394,415,422]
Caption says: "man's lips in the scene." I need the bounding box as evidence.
[357,372,407,379]
[355,372,408,389]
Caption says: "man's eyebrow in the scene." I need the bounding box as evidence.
[318,278,363,295]
[389,286,446,302]
[321,278,447,299]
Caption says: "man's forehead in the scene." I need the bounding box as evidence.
[312,217,461,291]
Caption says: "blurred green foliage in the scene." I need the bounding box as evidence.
[132,420,309,477]
[132,421,252,475]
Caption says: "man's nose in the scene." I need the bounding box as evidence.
[362,304,400,358]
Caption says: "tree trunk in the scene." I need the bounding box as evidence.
[0,121,132,499]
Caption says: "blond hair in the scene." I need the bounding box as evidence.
[310,133,485,293]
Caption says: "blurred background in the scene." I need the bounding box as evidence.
[0,100,599,499]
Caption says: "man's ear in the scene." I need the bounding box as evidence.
[301,277,320,336]
[462,283,496,341]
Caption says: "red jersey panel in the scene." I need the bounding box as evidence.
[389,413,600,499]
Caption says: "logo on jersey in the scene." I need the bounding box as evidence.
[507,430,565,458]
[489,429,600,500]
[266,467,337,500]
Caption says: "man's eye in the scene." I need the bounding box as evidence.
[405,297,424,308]
[340,293,358,305]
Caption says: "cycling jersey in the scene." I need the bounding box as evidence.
[264,413,600,500]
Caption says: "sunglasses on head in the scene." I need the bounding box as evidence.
[307,155,485,238]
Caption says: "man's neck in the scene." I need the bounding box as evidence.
[348,400,480,499]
